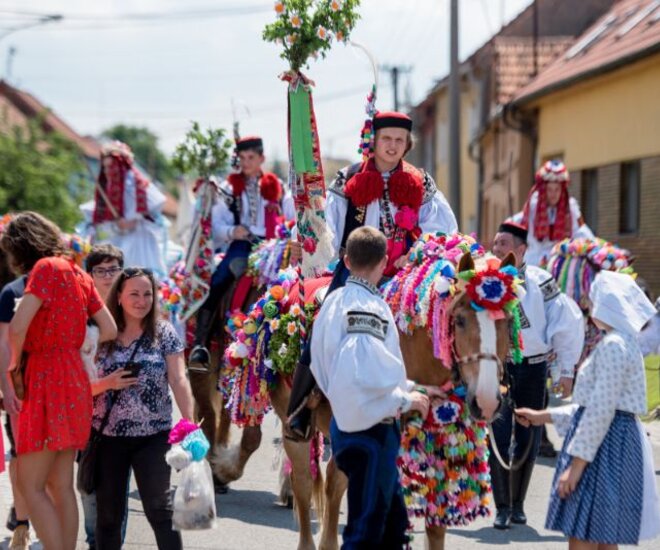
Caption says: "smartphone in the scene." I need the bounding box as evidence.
[124,361,142,378]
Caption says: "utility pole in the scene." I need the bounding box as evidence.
[380,64,412,111]
[5,46,16,81]
[449,0,461,227]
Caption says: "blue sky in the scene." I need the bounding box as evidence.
[0,0,533,163]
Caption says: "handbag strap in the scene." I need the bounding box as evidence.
[97,333,146,435]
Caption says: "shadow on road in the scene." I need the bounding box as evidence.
[447,525,565,545]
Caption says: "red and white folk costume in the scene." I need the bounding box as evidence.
[326,113,458,276]
[93,141,166,274]
[211,136,295,249]
[513,160,594,267]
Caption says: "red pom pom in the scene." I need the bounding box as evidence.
[388,169,423,209]
[227,173,245,196]
[259,172,282,202]
[344,170,384,207]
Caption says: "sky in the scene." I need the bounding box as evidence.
[0,0,533,164]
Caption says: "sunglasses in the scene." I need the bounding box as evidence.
[122,267,154,279]
[91,266,122,279]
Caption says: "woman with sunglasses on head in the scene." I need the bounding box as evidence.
[0,212,117,550]
[93,267,195,550]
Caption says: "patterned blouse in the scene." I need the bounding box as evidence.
[92,320,184,437]
[551,330,647,462]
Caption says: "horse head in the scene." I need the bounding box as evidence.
[451,251,518,421]
[384,233,523,423]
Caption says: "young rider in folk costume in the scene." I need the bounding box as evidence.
[188,136,295,371]
[511,160,594,267]
[490,221,584,530]
[286,111,458,440]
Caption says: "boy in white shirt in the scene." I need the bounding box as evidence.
[311,226,438,548]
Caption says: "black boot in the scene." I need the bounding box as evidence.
[510,458,535,524]
[488,449,511,530]
[285,354,318,442]
[538,425,557,458]
[188,309,215,373]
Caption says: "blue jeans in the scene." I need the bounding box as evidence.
[81,477,130,548]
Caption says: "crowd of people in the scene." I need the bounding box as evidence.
[0,106,659,550]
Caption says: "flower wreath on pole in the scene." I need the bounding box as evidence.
[263,0,361,280]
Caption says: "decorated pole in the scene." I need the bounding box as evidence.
[171,122,233,322]
[263,0,362,283]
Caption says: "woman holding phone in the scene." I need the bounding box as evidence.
[93,267,195,549]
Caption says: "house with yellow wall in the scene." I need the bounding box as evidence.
[512,0,660,294]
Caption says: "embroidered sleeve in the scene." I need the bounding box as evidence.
[346,310,389,341]
[422,170,438,205]
[539,276,560,302]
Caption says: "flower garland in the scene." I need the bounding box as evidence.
[382,233,524,367]
[397,386,491,528]
[544,237,634,311]
[247,220,296,287]
[224,268,318,427]
[264,1,361,72]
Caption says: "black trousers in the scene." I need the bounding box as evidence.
[490,359,549,463]
[95,430,182,550]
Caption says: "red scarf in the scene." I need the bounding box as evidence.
[93,154,149,223]
[344,160,424,275]
[227,172,283,239]
[521,182,571,241]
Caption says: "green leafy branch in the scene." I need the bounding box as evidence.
[171,122,233,179]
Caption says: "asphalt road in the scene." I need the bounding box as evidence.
[1,413,659,549]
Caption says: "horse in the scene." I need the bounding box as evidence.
[219,233,523,550]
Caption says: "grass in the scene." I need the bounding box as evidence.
[645,355,660,417]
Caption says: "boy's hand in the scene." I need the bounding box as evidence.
[232,226,251,240]
[289,241,302,263]
[409,391,430,418]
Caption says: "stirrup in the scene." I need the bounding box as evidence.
[188,345,211,373]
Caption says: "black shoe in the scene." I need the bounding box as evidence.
[493,508,511,530]
[285,408,312,442]
[510,505,527,524]
[188,345,210,373]
[6,506,17,531]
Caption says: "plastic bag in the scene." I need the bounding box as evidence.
[172,460,216,531]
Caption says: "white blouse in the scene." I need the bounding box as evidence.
[551,330,647,462]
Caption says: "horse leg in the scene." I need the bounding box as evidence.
[212,425,262,484]
[284,437,317,550]
[426,525,447,550]
[318,456,347,550]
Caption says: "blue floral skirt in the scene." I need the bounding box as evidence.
[546,408,643,545]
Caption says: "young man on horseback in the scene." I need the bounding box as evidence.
[188,136,295,371]
[489,221,584,529]
[286,111,458,440]
[511,160,594,267]
[311,226,437,549]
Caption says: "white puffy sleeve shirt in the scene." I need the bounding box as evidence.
[326,167,458,258]
[310,278,414,432]
[518,265,584,377]
[514,192,595,267]
[550,331,647,462]
[211,178,296,247]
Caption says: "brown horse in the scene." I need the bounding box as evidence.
[215,236,519,550]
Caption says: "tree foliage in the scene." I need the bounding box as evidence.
[172,122,232,180]
[0,120,86,231]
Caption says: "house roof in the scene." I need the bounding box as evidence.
[0,79,101,159]
[514,0,660,104]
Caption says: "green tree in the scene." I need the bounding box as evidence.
[0,120,86,231]
[101,124,176,185]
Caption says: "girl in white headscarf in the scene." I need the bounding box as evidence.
[516,271,660,548]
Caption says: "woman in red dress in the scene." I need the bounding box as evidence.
[0,212,117,550]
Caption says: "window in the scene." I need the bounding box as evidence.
[620,161,640,234]
[581,169,598,233]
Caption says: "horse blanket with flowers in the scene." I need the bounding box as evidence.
[382,233,523,527]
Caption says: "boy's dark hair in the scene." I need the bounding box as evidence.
[86,244,125,273]
[346,227,387,271]
[0,211,65,273]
